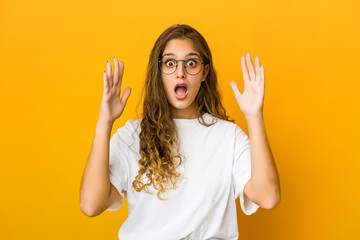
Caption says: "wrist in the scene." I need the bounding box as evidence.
[245,113,265,131]
[97,116,114,126]
[245,112,264,123]
[95,120,113,136]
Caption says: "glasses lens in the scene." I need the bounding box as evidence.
[185,58,202,75]
[160,58,203,75]
[160,58,177,74]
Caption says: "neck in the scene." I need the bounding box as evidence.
[171,102,199,119]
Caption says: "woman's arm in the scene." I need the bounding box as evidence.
[79,58,131,216]
[80,121,115,217]
[244,114,280,209]
[230,53,280,209]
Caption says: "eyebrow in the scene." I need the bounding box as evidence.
[162,52,200,58]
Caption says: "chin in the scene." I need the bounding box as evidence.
[169,98,195,110]
[170,102,191,110]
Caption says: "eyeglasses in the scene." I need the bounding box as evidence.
[158,57,205,75]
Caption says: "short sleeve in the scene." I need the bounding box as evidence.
[232,125,260,215]
[106,130,130,211]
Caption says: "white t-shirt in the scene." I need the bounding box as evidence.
[107,113,259,240]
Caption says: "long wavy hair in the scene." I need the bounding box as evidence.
[132,24,232,200]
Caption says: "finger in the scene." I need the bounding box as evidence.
[103,71,109,94]
[230,81,241,100]
[120,87,131,105]
[246,52,256,81]
[255,56,261,84]
[107,60,113,87]
[115,61,124,97]
[113,57,119,86]
[261,65,265,88]
[119,61,124,88]
[241,55,250,83]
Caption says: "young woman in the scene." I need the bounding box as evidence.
[80,24,280,240]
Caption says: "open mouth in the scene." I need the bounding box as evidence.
[174,83,188,100]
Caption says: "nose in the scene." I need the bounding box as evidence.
[176,61,186,79]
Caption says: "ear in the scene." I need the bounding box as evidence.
[202,64,210,82]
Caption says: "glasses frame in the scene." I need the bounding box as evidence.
[158,57,205,75]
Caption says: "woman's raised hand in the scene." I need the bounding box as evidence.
[98,57,131,124]
[230,53,265,119]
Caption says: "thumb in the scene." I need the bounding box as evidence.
[120,87,131,105]
[230,81,242,101]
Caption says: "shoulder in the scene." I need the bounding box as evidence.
[207,114,248,139]
[206,114,238,131]
[111,118,142,147]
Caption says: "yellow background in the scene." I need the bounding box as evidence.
[1,0,359,239]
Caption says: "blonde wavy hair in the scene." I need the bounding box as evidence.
[132,24,232,200]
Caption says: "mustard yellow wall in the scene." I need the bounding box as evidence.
[1,0,359,239]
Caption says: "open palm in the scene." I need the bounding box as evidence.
[230,53,265,118]
[98,57,131,124]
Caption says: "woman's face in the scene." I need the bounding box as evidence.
[160,38,209,119]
